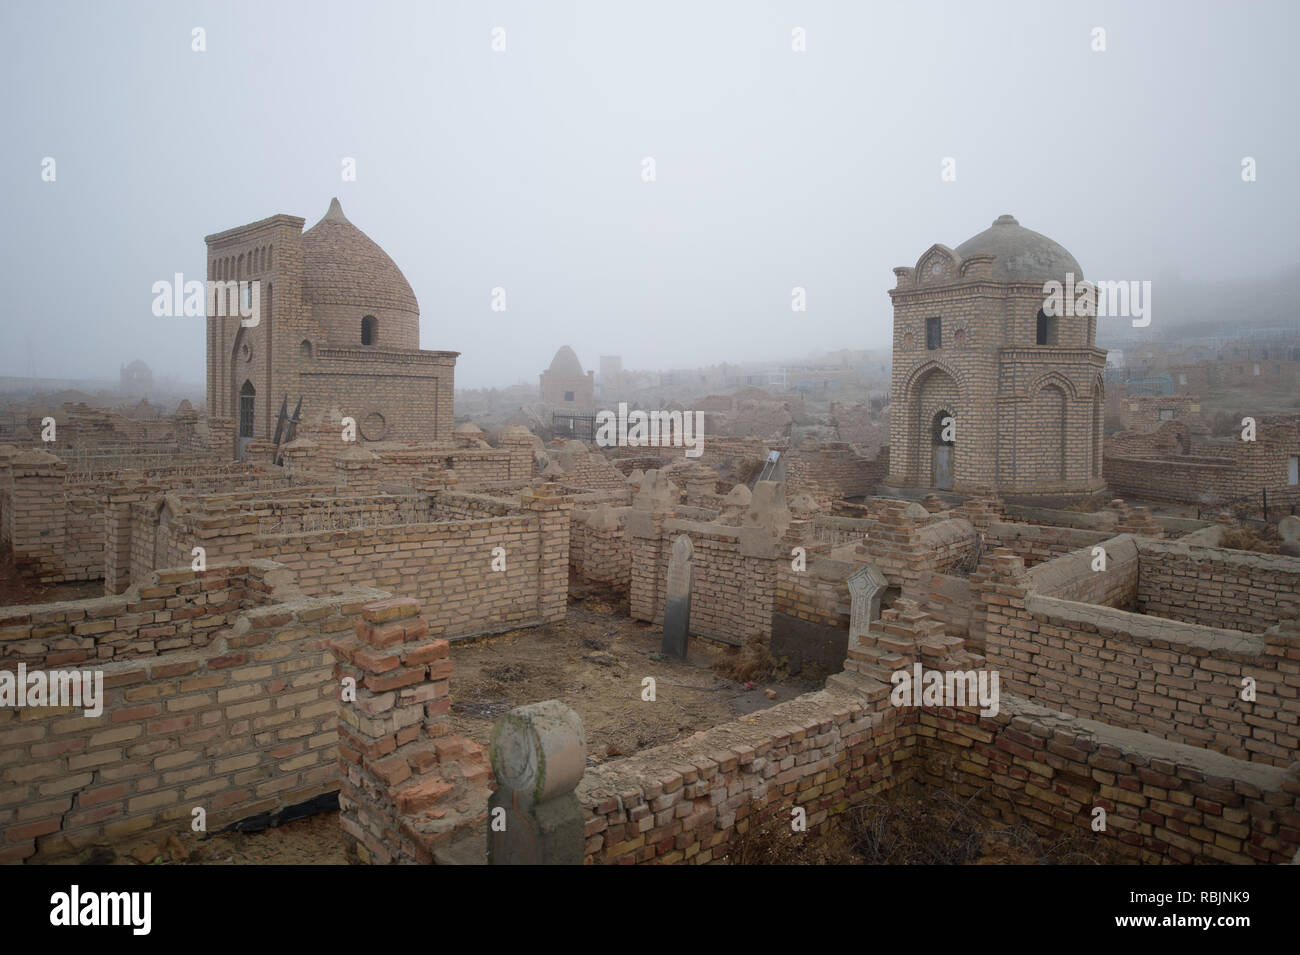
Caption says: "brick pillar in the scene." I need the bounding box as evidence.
[104,482,150,595]
[335,446,381,493]
[627,508,666,622]
[524,483,573,624]
[207,415,235,459]
[10,450,67,582]
[968,547,1029,658]
[330,597,492,864]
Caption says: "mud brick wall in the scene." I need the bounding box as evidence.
[0,564,288,671]
[784,445,887,500]
[446,449,523,486]
[576,684,914,864]
[984,521,1112,568]
[329,598,491,864]
[776,556,852,629]
[569,508,630,593]
[1134,539,1300,633]
[0,563,382,863]
[974,546,1299,767]
[1021,534,1140,609]
[628,514,779,645]
[249,491,572,641]
[917,697,1300,864]
[431,491,517,521]
[63,494,104,581]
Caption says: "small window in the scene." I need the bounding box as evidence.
[361,315,377,345]
[925,317,941,350]
[563,391,575,402]
[1158,409,1175,421]
[1036,310,1058,345]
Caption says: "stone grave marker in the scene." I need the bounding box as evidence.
[662,534,693,658]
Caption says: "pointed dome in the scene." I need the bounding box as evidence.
[301,198,419,315]
[954,214,1083,284]
[548,345,585,377]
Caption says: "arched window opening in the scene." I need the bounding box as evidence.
[361,315,378,345]
[1036,309,1059,346]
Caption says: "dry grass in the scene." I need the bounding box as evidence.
[1217,523,1280,554]
[712,632,785,683]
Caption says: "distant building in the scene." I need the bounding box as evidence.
[540,346,594,409]
[120,359,153,398]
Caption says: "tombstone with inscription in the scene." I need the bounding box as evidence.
[662,534,694,658]
[846,563,888,647]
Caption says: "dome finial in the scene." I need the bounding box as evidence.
[994,214,1019,226]
[323,197,348,223]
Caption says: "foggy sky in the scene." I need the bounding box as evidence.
[2,0,1297,392]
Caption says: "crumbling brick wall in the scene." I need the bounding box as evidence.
[0,562,380,863]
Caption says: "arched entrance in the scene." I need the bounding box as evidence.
[931,409,954,490]
[238,380,255,460]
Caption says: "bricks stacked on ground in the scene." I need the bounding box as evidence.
[0,561,379,863]
[783,444,887,501]
[330,597,491,864]
[776,556,854,630]
[839,596,983,685]
[853,501,977,595]
[973,541,1300,766]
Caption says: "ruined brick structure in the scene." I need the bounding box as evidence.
[205,199,457,458]
[884,215,1106,502]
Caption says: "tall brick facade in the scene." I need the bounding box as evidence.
[884,215,1107,501]
[205,199,457,458]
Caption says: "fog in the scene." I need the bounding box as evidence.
[1,0,1296,390]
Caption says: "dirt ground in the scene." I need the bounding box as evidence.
[0,548,103,605]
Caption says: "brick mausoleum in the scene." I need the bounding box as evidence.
[205,198,458,458]
[884,215,1107,503]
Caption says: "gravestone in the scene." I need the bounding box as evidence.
[846,563,888,646]
[1280,516,1300,558]
[662,534,694,658]
[488,700,587,865]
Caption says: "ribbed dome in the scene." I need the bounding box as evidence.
[954,215,1083,284]
[301,199,418,314]
[548,345,585,377]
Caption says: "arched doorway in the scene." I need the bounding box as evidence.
[931,409,954,490]
[238,380,255,460]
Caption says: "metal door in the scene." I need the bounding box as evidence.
[932,446,953,490]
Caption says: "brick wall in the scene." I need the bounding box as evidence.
[628,513,780,644]
[1134,539,1300,633]
[0,561,384,862]
[973,544,1300,767]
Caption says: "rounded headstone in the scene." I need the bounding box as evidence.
[490,700,587,803]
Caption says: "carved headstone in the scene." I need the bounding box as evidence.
[489,700,587,865]
[846,563,888,647]
[662,534,694,658]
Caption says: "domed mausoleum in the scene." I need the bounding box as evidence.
[540,345,594,410]
[204,198,458,457]
[881,215,1107,502]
